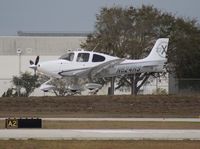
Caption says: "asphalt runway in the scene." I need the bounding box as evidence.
[1,118,200,140]
[43,118,200,122]
[1,118,200,122]
[1,129,200,140]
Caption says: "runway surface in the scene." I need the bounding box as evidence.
[43,118,200,122]
[1,118,200,122]
[1,118,200,140]
[1,129,200,140]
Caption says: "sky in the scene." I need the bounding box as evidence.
[0,0,200,35]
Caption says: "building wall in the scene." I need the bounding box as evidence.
[0,36,86,55]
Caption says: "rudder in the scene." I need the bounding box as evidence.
[145,38,169,61]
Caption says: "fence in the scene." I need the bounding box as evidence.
[0,76,168,96]
[0,78,12,97]
[0,78,45,97]
[176,78,200,95]
[1,77,200,96]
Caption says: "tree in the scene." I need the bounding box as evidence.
[37,75,84,96]
[81,5,200,95]
[50,78,80,96]
[168,18,200,78]
[2,72,40,97]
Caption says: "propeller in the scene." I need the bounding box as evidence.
[29,60,34,65]
[29,56,40,76]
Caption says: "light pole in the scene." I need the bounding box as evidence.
[16,48,22,75]
[16,48,22,96]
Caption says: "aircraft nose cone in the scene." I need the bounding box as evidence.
[36,60,61,78]
[29,64,37,69]
[37,62,45,72]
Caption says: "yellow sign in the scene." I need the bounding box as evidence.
[6,119,18,128]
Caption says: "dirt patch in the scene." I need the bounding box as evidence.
[0,95,200,118]
[42,121,200,129]
[1,120,200,129]
[0,140,200,149]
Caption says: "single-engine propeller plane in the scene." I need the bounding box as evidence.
[29,38,169,94]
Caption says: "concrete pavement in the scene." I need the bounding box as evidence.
[1,129,200,140]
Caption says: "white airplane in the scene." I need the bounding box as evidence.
[29,38,169,93]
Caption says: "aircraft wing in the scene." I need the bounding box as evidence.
[74,58,125,79]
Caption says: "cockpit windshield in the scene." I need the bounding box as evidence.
[59,52,74,61]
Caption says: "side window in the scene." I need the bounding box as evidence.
[68,53,74,61]
[77,53,90,62]
[92,54,105,62]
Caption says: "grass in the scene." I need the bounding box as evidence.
[1,120,200,129]
[0,121,4,129]
[0,140,200,149]
[42,121,200,129]
[1,95,200,118]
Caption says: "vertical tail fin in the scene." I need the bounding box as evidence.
[145,38,169,61]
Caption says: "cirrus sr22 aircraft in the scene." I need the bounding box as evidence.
[29,38,169,94]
